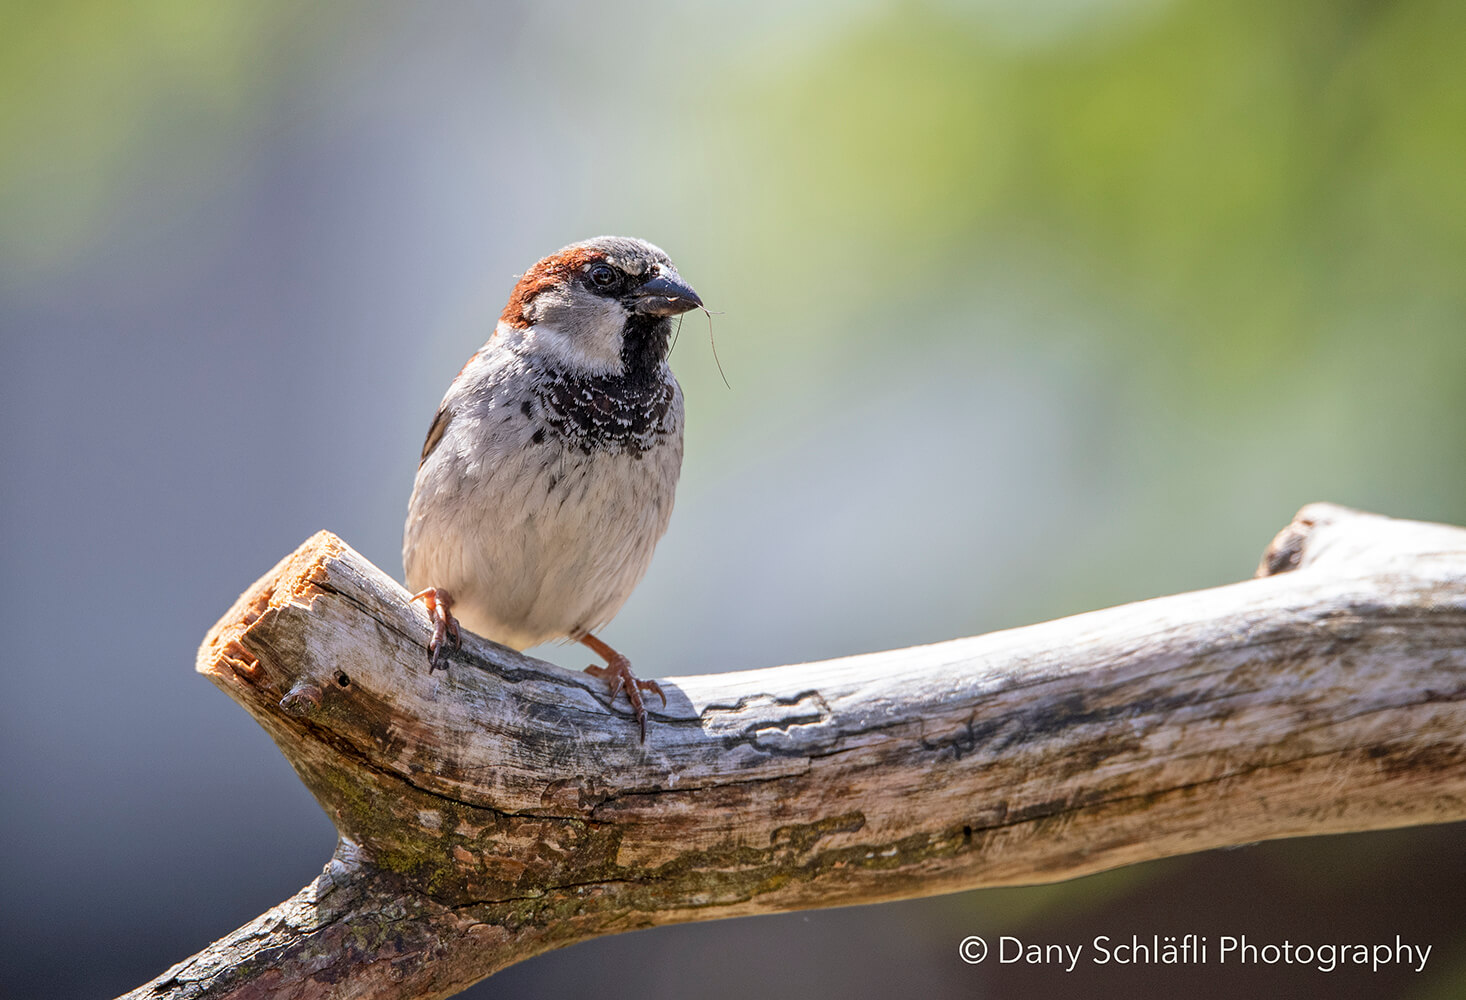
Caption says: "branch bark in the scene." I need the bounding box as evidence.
[123,503,1466,999]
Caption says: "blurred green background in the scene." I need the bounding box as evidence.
[3,1,1465,997]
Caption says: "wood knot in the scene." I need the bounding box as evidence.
[1257,503,1346,577]
[279,683,324,716]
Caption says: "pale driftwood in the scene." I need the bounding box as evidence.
[124,503,1466,999]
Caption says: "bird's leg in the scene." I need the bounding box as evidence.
[580,633,665,742]
[410,587,461,671]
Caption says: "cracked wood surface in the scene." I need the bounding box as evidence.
[123,503,1466,999]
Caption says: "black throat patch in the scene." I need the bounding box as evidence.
[618,313,674,377]
[533,366,678,455]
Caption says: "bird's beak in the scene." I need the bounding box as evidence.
[632,274,703,317]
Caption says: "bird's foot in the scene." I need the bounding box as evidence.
[581,636,665,742]
[410,587,460,671]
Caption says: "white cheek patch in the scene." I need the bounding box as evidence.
[525,296,629,375]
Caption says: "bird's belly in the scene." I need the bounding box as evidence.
[405,438,679,650]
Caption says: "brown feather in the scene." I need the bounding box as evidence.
[498,246,607,329]
[420,407,451,468]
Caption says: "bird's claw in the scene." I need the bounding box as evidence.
[410,588,461,671]
[585,655,665,742]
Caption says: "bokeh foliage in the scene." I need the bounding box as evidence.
[721,0,1466,371]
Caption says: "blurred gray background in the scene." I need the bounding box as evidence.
[3,1,1465,997]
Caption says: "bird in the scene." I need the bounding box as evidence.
[403,236,701,741]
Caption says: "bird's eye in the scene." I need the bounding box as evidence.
[589,264,619,288]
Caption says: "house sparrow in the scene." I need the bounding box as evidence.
[403,236,701,741]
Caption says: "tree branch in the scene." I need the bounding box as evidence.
[122,503,1466,999]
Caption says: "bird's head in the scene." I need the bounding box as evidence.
[498,236,702,378]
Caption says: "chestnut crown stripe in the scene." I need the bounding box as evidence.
[499,246,611,330]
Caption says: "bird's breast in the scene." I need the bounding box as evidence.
[403,372,683,650]
[533,367,681,456]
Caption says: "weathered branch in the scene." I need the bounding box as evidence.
[124,503,1466,999]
